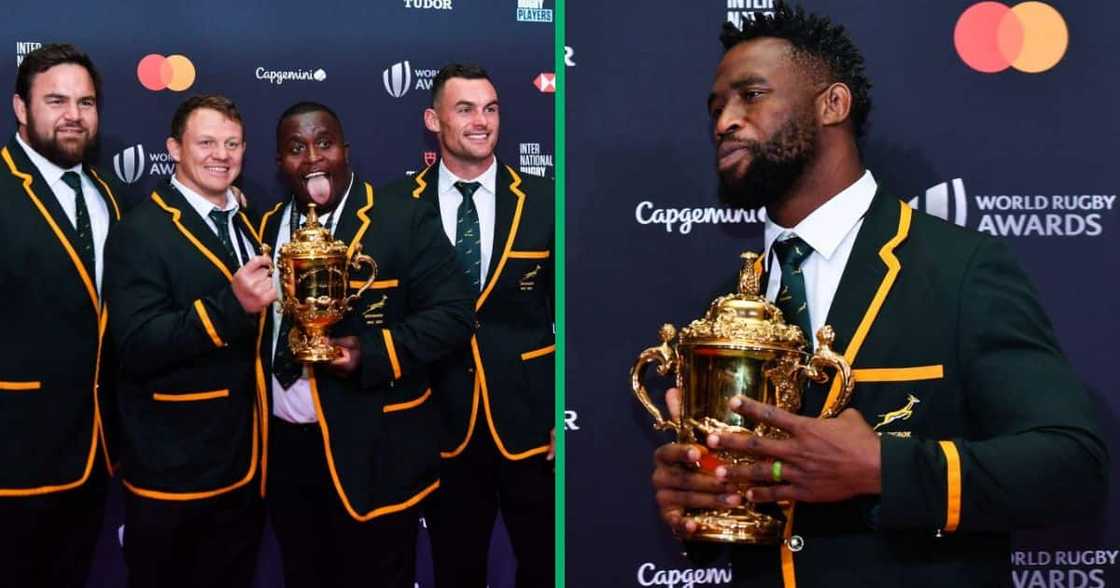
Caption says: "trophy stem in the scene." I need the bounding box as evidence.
[688,504,784,544]
[293,323,342,363]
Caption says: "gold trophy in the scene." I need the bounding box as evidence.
[270,203,378,362]
[630,251,854,544]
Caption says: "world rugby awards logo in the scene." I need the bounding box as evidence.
[383,61,412,98]
[113,144,147,185]
[908,179,967,227]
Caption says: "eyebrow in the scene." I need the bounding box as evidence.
[707,75,769,110]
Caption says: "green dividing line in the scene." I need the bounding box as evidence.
[554,0,566,586]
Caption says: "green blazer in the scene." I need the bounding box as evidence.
[257,176,475,520]
[382,162,555,461]
[104,181,266,501]
[0,137,122,495]
[720,189,1107,587]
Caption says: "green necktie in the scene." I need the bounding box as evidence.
[208,208,236,258]
[60,171,96,279]
[773,236,814,345]
[454,181,483,290]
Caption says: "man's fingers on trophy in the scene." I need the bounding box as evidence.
[729,395,803,432]
[744,484,800,504]
[656,488,730,511]
[708,430,791,461]
[652,464,730,493]
[666,387,683,420]
[655,443,702,467]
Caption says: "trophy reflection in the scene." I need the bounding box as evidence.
[272,203,377,362]
[630,252,854,544]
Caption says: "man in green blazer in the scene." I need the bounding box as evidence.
[382,63,555,588]
[104,95,272,588]
[0,43,122,588]
[259,101,475,588]
[651,6,1108,587]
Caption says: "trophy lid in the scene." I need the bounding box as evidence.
[282,203,348,258]
[677,251,806,351]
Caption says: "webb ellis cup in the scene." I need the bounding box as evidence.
[631,252,854,544]
[268,201,377,363]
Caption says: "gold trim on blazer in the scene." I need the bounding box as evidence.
[441,373,482,459]
[475,166,526,312]
[853,365,943,382]
[193,299,226,348]
[520,344,556,361]
[307,372,440,520]
[150,191,234,281]
[384,388,432,413]
[508,250,550,260]
[0,381,41,391]
[474,337,549,461]
[938,440,962,533]
[350,279,398,290]
[346,183,374,261]
[258,201,285,242]
[383,329,402,380]
[152,389,230,402]
[88,168,122,221]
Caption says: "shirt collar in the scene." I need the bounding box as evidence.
[439,157,498,197]
[171,174,239,221]
[15,132,82,186]
[764,169,877,263]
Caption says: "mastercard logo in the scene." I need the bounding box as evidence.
[137,54,196,91]
[954,2,1068,74]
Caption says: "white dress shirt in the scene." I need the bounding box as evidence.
[437,158,497,289]
[171,175,252,267]
[763,170,877,349]
[270,173,355,424]
[15,133,110,292]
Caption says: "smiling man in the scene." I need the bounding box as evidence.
[0,43,123,588]
[257,101,474,588]
[383,63,556,588]
[104,95,273,588]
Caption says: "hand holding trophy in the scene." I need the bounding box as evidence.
[631,252,854,544]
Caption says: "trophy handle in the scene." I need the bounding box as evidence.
[629,324,681,433]
[802,325,855,418]
[344,245,379,308]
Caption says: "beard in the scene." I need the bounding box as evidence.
[717,113,817,210]
[25,111,96,168]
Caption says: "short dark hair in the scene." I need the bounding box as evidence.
[169,95,242,141]
[275,101,344,147]
[431,63,492,106]
[720,3,873,138]
[15,43,101,104]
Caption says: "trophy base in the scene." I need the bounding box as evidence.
[294,346,342,363]
[689,508,784,544]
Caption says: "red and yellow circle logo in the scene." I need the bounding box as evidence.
[137,54,196,91]
[954,2,1068,73]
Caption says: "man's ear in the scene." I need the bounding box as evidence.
[817,82,852,128]
[423,108,441,134]
[166,136,181,162]
[12,94,28,128]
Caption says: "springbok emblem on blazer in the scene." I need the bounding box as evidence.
[873,394,921,431]
[519,264,541,291]
[362,294,388,326]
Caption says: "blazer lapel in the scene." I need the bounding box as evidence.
[2,137,101,314]
[84,165,122,223]
[151,183,238,281]
[332,179,374,257]
[808,189,912,415]
[477,163,526,311]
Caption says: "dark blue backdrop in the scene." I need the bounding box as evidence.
[567,1,1119,586]
[1,1,554,586]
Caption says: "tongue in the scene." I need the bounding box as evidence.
[306,175,331,205]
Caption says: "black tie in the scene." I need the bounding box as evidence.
[454,181,483,290]
[273,206,305,389]
[773,236,814,346]
[60,171,95,279]
[208,209,236,259]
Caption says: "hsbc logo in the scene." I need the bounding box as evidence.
[113,144,147,184]
[423,151,437,166]
[908,179,968,227]
[383,61,412,98]
[533,73,556,93]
